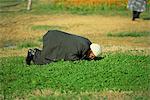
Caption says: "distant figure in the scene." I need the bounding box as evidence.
[26,30,102,65]
[127,0,146,21]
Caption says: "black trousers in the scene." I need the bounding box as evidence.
[132,11,141,20]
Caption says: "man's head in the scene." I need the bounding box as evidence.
[86,43,102,60]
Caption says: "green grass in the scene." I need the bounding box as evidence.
[1,53,150,99]
[30,3,150,17]
[17,41,40,49]
[32,3,129,16]
[31,25,67,31]
[107,32,150,37]
[0,40,40,49]
[0,0,26,12]
[0,0,23,7]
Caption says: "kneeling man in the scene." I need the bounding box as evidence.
[26,30,101,65]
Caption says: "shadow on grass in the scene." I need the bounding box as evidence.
[81,56,105,61]
[94,56,105,60]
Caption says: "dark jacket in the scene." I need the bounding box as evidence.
[33,30,92,65]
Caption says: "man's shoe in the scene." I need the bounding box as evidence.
[132,17,135,21]
[26,49,34,65]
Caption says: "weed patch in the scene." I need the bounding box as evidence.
[17,41,39,49]
[31,25,67,31]
[107,32,150,37]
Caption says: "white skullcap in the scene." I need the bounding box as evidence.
[90,43,101,57]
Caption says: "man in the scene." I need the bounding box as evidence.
[127,0,146,21]
[26,30,102,65]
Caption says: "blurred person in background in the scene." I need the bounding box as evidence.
[127,0,147,21]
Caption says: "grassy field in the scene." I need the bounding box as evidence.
[1,53,150,99]
[0,0,150,100]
